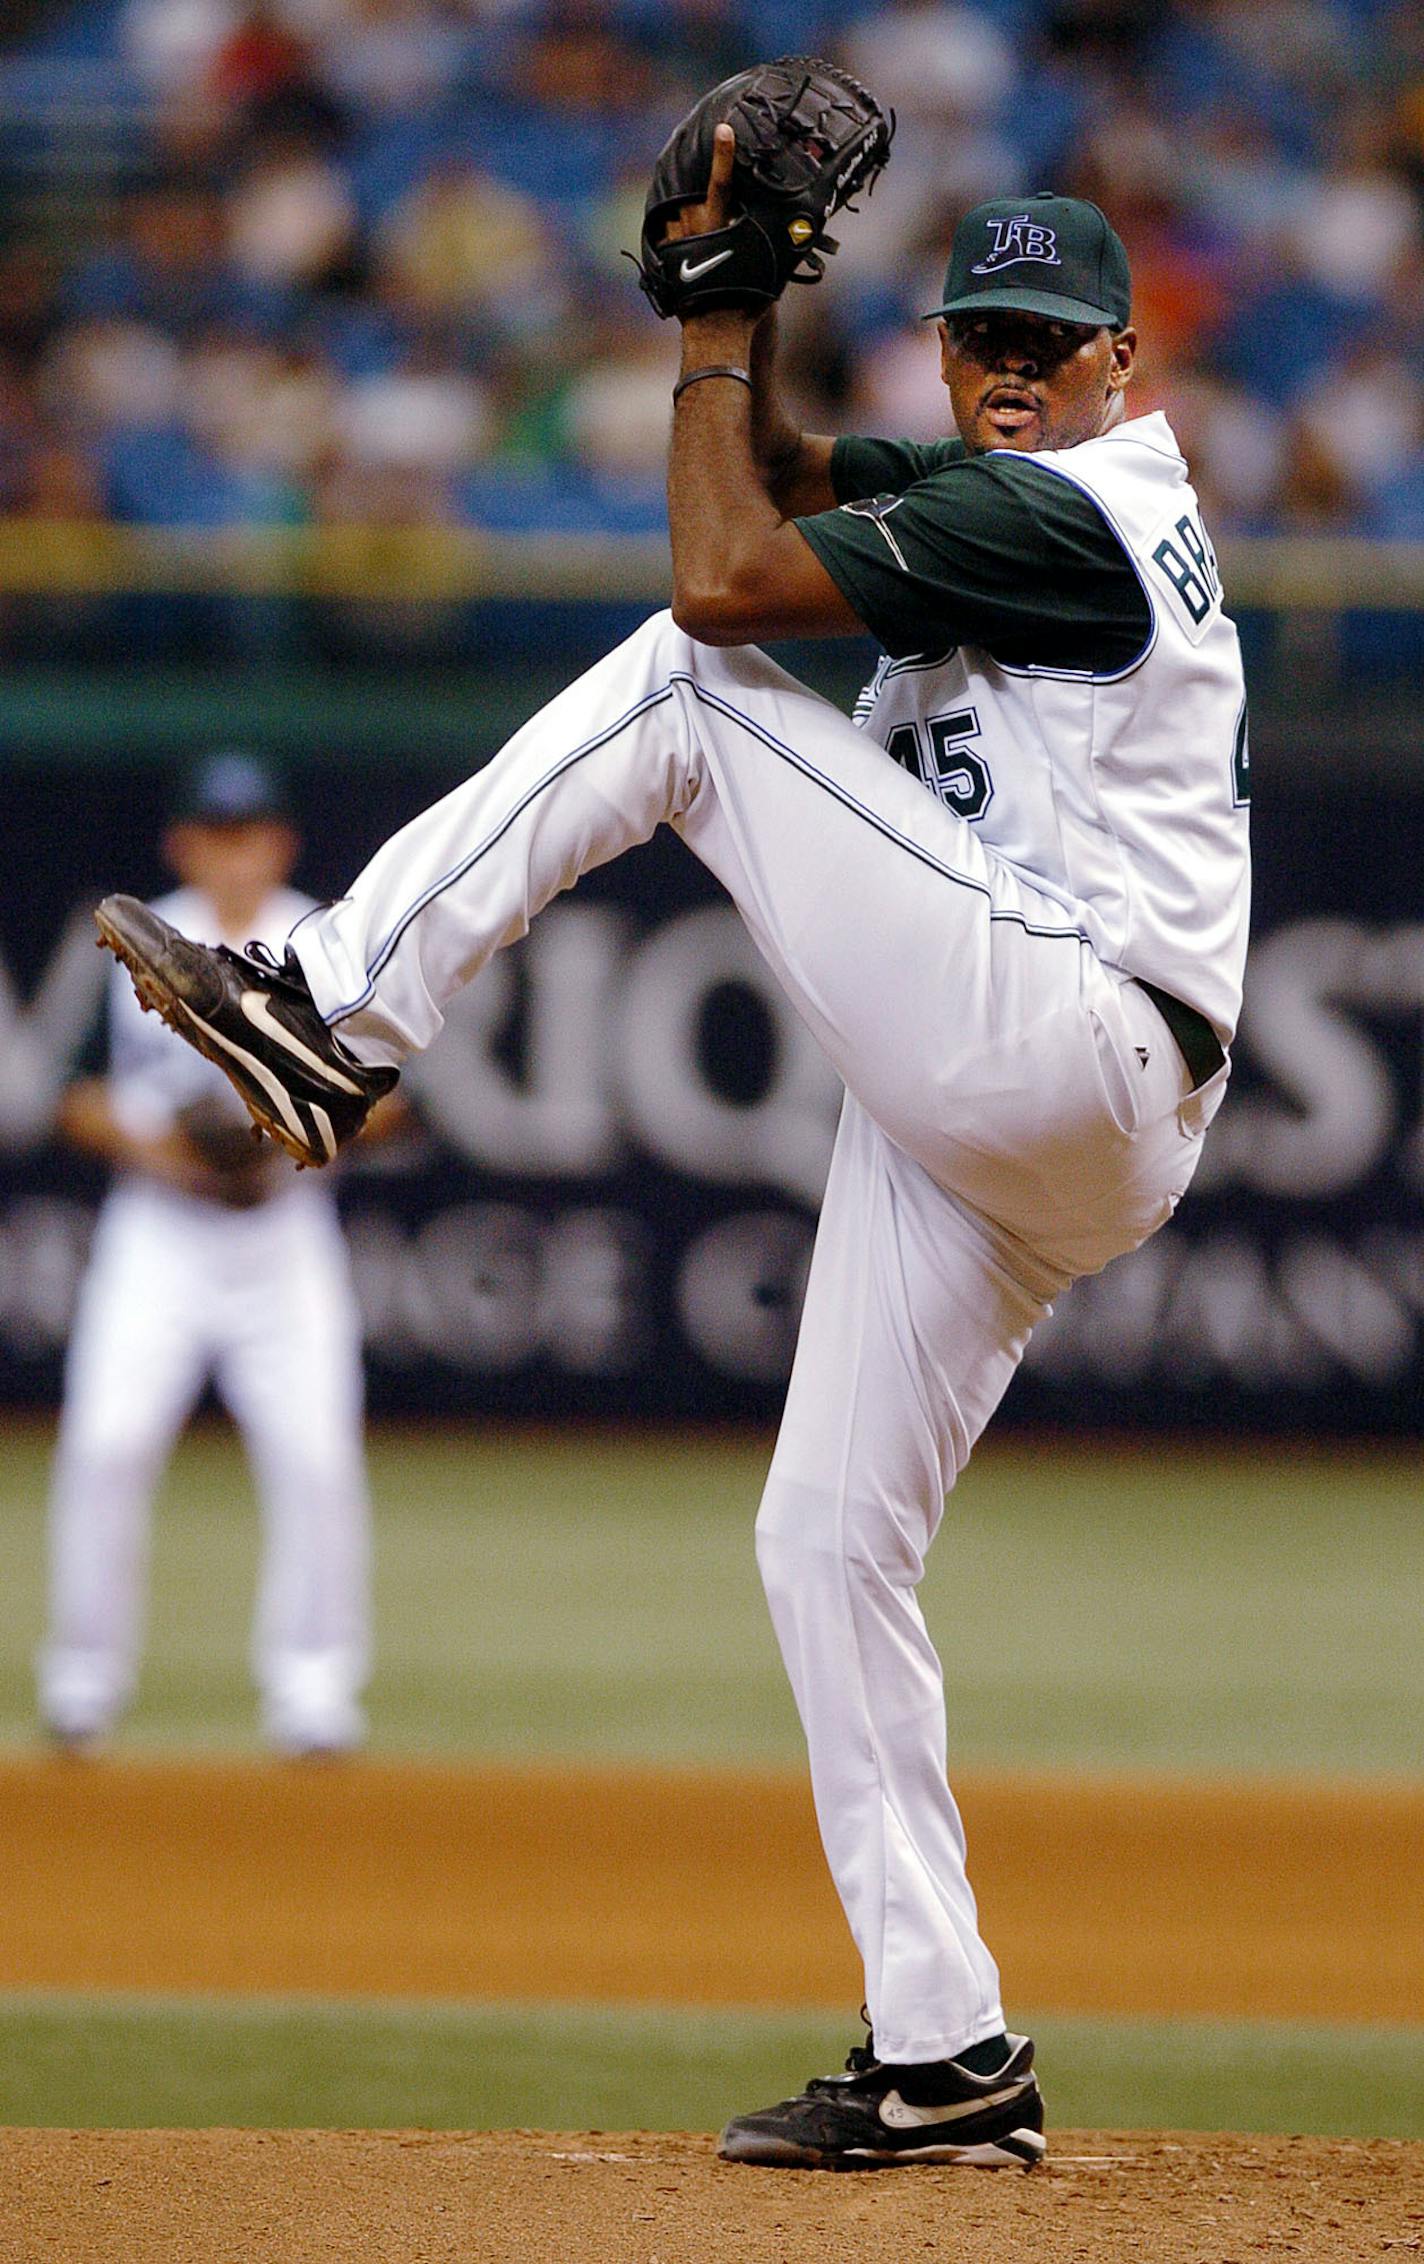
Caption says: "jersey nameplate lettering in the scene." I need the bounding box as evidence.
[1147,507,1221,645]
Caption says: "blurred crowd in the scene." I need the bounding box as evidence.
[1,0,1423,544]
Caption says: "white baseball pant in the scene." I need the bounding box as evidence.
[38,1179,370,1750]
[294,610,1223,2058]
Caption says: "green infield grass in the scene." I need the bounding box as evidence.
[0,1993,1417,2140]
[0,1420,1419,1775]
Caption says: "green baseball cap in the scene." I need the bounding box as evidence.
[925,192,1132,329]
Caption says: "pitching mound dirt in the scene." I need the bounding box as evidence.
[5,2128,1423,2263]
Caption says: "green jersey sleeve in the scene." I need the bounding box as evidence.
[799,440,1152,674]
[830,433,969,499]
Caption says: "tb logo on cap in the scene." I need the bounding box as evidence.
[971,216,1061,274]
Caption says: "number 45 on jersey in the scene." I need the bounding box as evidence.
[886,708,993,821]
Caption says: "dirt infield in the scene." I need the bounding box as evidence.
[4,2128,1424,2263]
[3,1753,1421,2019]
[4,1756,1422,2258]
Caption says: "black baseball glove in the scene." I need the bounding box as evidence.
[176,1095,284,1209]
[637,56,894,320]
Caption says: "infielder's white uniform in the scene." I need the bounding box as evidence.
[38,885,370,1753]
[291,410,1249,2055]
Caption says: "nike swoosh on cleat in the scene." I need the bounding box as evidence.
[177,1002,327,1157]
[239,990,364,1096]
[844,2132,1045,2167]
[877,2081,1029,2130]
[679,247,735,283]
[308,1103,338,1162]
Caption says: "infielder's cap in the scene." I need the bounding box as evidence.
[925,191,1132,329]
[173,749,292,825]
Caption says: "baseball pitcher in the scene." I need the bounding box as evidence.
[94,62,1249,2168]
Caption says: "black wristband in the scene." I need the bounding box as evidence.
[672,364,753,404]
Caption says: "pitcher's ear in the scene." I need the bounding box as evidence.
[1109,326,1138,392]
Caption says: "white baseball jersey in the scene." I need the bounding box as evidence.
[806,411,1250,1042]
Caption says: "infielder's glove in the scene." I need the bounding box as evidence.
[175,1096,283,1209]
[636,56,893,320]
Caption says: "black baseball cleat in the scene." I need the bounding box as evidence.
[718,2030,1046,2171]
[94,894,398,1169]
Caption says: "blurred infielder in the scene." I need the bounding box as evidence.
[41,754,372,1757]
[94,64,1249,2173]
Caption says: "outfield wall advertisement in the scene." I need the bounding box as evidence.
[1,741,1422,1433]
